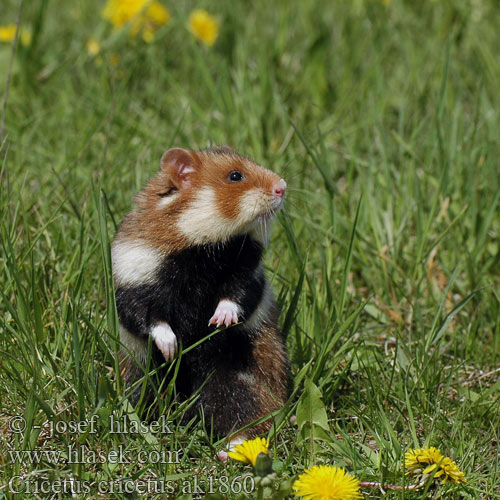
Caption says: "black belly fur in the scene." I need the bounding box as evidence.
[115,235,267,401]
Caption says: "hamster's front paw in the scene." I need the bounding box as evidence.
[216,434,247,462]
[151,322,178,361]
[208,299,240,328]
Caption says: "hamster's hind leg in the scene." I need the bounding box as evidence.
[199,324,291,440]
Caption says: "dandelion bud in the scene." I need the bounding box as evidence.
[255,452,274,478]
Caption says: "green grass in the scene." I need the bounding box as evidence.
[1,0,500,498]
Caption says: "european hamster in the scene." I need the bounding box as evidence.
[112,146,291,445]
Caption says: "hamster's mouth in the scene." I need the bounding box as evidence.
[257,197,284,222]
[272,195,285,211]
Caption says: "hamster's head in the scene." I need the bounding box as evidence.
[137,146,286,246]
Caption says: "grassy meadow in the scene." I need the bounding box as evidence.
[1,0,500,498]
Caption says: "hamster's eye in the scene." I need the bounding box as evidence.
[228,171,244,182]
[158,187,177,197]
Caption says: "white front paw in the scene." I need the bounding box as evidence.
[216,434,247,462]
[151,322,177,361]
[208,299,240,328]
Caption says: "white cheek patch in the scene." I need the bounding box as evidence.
[176,187,240,245]
[239,190,276,244]
[112,240,162,286]
[239,189,268,221]
[151,322,178,361]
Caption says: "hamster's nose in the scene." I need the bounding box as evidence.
[273,179,287,198]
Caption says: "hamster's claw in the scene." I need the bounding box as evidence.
[208,299,240,328]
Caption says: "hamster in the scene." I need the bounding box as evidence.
[111,146,292,445]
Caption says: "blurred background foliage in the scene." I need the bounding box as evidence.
[1,0,499,497]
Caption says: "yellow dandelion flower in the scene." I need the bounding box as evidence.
[404,447,467,484]
[86,37,101,56]
[228,437,269,466]
[102,0,145,27]
[0,25,17,43]
[138,1,170,42]
[145,2,170,26]
[405,447,443,473]
[188,9,219,47]
[294,465,362,500]
[102,0,170,42]
[0,24,31,46]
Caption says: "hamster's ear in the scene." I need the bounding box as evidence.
[161,148,198,189]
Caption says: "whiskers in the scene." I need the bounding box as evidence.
[237,195,261,258]
[254,202,279,245]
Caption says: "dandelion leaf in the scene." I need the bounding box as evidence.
[296,379,330,443]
